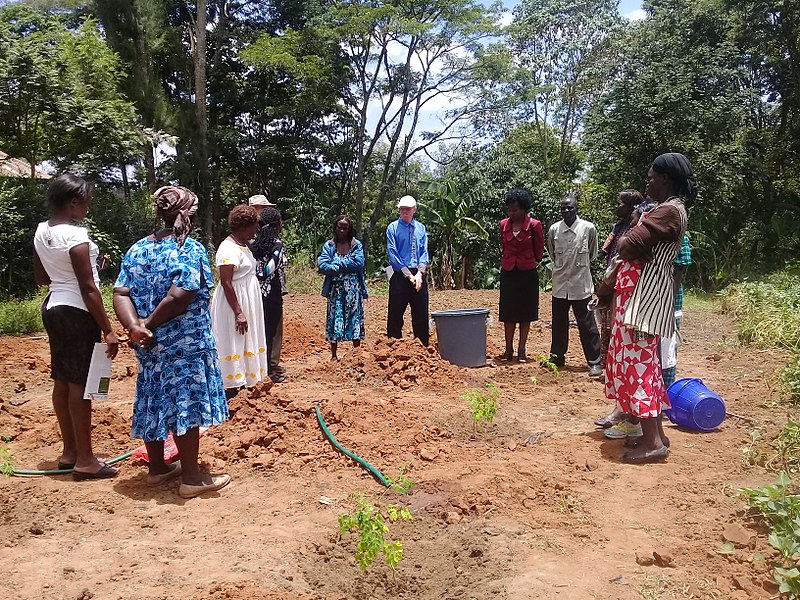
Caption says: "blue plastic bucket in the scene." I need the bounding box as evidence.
[431,308,490,367]
[665,377,726,432]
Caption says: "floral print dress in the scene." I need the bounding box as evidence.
[115,237,228,441]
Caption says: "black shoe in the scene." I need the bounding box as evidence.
[518,352,527,364]
[500,349,514,362]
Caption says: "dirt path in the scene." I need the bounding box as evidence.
[0,290,790,600]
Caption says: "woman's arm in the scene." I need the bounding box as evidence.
[69,243,118,359]
[113,287,154,349]
[617,204,681,262]
[142,285,197,331]
[218,264,247,334]
[335,241,365,272]
[317,242,340,274]
[33,250,51,286]
[532,220,545,264]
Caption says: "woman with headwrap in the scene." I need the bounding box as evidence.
[251,206,287,382]
[603,152,694,463]
[113,185,231,498]
[210,205,269,395]
[33,173,120,479]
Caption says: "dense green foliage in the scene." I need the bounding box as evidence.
[0,0,798,297]
[723,266,800,403]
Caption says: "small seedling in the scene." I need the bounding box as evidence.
[385,463,413,495]
[534,353,559,375]
[460,382,499,429]
[338,468,414,571]
[0,444,15,476]
[338,493,413,571]
[529,375,538,386]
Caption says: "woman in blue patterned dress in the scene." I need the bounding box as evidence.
[317,216,368,361]
[113,186,231,499]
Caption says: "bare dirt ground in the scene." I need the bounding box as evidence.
[0,289,792,600]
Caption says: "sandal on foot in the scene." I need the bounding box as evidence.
[57,462,75,471]
[147,461,182,486]
[179,474,231,499]
[622,446,670,464]
[72,463,118,481]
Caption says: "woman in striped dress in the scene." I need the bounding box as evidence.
[605,153,695,463]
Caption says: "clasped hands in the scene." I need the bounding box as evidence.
[407,271,424,292]
[128,319,155,350]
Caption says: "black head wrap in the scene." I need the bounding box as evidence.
[651,153,697,206]
[153,185,198,247]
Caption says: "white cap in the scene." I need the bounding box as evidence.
[248,194,276,207]
[397,195,417,208]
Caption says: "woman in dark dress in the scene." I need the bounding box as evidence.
[498,189,545,363]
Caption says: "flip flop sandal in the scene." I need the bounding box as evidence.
[622,446,670,464]
[57,462,75,470]
[72,463,118,481]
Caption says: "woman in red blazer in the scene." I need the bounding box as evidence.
[499,189,544,363]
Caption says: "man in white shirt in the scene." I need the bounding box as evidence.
[546,191,602,377]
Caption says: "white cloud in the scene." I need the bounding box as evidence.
[623,9,646,21]
[497,11,513,28]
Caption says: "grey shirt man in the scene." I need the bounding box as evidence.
[547,217,599,300]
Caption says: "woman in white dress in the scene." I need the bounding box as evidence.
[211,205,269,397]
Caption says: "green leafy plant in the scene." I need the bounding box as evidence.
[741,429,763,467]
[739,472,800,596]
[460,382,499,429]
[0,444,15,476]
[765,420,800,475]
[534,353,560,376]
[338,468,413,571]
[338,496,413,570]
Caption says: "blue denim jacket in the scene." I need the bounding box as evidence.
[317,238,369,299]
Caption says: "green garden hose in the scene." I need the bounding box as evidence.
[315,405,390,487]
[12,448,137,477]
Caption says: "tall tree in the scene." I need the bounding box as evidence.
[245,0,501,260]
[0,4,139,176]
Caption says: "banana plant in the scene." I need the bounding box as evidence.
[418,180,489,289]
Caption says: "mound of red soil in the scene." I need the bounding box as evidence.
[322,336,463,389]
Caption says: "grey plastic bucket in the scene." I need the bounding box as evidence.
[431,308,490,367]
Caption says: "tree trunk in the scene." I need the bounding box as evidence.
[120,163,130,201]
[190,0,211,241]
[142,142,157,191]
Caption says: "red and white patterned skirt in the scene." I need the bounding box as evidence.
[604,261,668,418]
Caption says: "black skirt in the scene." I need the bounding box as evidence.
[499,268,540,323]
[42,302,101,385]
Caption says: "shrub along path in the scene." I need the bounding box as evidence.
[0,290,792,600]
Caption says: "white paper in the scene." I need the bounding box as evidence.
[385,265,394,280]
[84,343,112,400]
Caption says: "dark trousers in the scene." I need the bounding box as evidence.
[387,271,429,346]
[550,296,601,366]
[262,286,283,374]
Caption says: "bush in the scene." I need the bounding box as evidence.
[0,287,47,335]
[721,268,800,352]
[0,284,115,336]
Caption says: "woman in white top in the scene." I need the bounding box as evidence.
[33,174,119,480]
[211,205,269,396]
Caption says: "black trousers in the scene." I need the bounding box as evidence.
[262,285,283,374]
[387,271,429,346]
[550,296,601,366]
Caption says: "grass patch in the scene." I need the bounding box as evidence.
[722,267,800,403]
[682,289,718,312]
[0,284,116,336]
[721,269,800,352]
[0,287,47,335]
